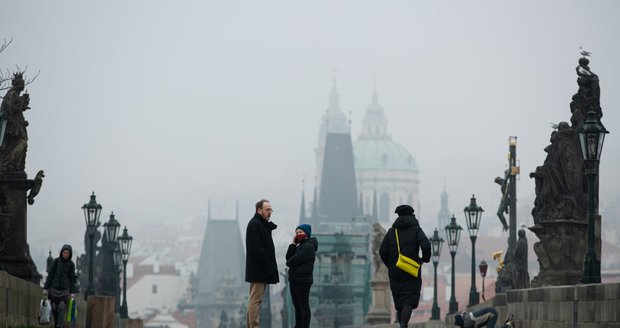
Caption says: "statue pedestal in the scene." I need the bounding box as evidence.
[529,220,586,287]
[0,173,40,284]
[365,275,391,325]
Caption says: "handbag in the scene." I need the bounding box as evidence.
[38,299,52,324]
[395,228,420,277]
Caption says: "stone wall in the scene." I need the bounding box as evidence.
[0,271,143,328]
[445,283,620,328]
[0,270,42,327]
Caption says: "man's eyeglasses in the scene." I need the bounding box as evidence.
[263,208,273,212]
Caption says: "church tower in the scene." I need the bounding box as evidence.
[314,71,350,205]
[354,84,420,225]
[438,184,451,230]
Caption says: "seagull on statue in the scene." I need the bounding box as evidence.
[579,46,592,57]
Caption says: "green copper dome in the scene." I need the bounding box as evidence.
[353,139,418,171]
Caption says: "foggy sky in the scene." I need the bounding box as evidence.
[2,1,620,256]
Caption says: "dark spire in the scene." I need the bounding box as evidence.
[317,133,359,230]
[311,186,318,222]
[299,182,306,224]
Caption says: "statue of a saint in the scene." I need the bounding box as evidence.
[512,229,530,289]
[371,222,388,279]
[0,72,30,172]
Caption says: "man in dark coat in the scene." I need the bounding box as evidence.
[245,199,279,328]
[43,244,78,328]
[286,223,319,328]
[380,205,431,328]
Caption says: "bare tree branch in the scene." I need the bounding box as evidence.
[0,38,13,54]
[1,40,40,94]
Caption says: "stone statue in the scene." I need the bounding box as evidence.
[570,55,601,129]
[512,229,530,289]
[371,222,387,278]
[529,122,586,224]
[494,171,510,231]
[0,72,30,172]
[529,53,604,287]
[27,170,44,205]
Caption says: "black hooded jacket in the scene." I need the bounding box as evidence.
[44,244,78,293]
[379,215,431,283]
[286,237,318,284]
[245,213,280,284]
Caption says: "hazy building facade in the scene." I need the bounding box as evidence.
[353,89,420,225]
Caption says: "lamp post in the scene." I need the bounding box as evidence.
[479,260,488,302]
[119,226,133,318]
[103,212,121,298]
[464,194,483,307]
[82,192,102,299]
[113,243,122,313]
[445,215,462,314]
[578,110,608,284]
[430,228,444,320]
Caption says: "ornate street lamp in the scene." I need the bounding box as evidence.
[445,215,462,314]
[82,192,102,299]
[479,260,488,302]
[430,228,444,320]
[119,226,133,319]
[464,194,483,307]
[103,212,121,304]
[113,243,122,313]
[578,110,608,284]
[103,212,121,245]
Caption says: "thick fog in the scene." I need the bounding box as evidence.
[2,1,619,257]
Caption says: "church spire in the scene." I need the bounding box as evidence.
[361,79,389,140]
[438,180,451,229]
[311,186,318,221]
[299,180,306,224]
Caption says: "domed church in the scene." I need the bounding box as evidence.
[353,87,420,225]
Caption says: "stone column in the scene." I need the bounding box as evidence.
[530,220,587,287]
[0,172,40,284]
[365,274,391,325]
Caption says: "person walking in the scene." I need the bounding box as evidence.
[245,199,279,328]
[286,224,318,328]
[379,205,431,328]
[43,244,78,328]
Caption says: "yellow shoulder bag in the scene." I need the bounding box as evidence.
[395,228,421,277]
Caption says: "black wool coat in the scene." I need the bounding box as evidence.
[44,244,78,293]
[379,215,431,309]
[286,237,318,284]
[245,213,280,284]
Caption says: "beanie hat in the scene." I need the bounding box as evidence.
[296,224,312,238]
[394,204,414,216]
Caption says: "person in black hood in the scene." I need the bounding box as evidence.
[380,205,431,328]
[245,199,279,328]
[43,244,78,328]
[286,223,318,328]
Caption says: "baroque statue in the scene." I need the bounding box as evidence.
[529,52,603,287]
[0,72,30,172]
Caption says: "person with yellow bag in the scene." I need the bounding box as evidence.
[380,205,431,328]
